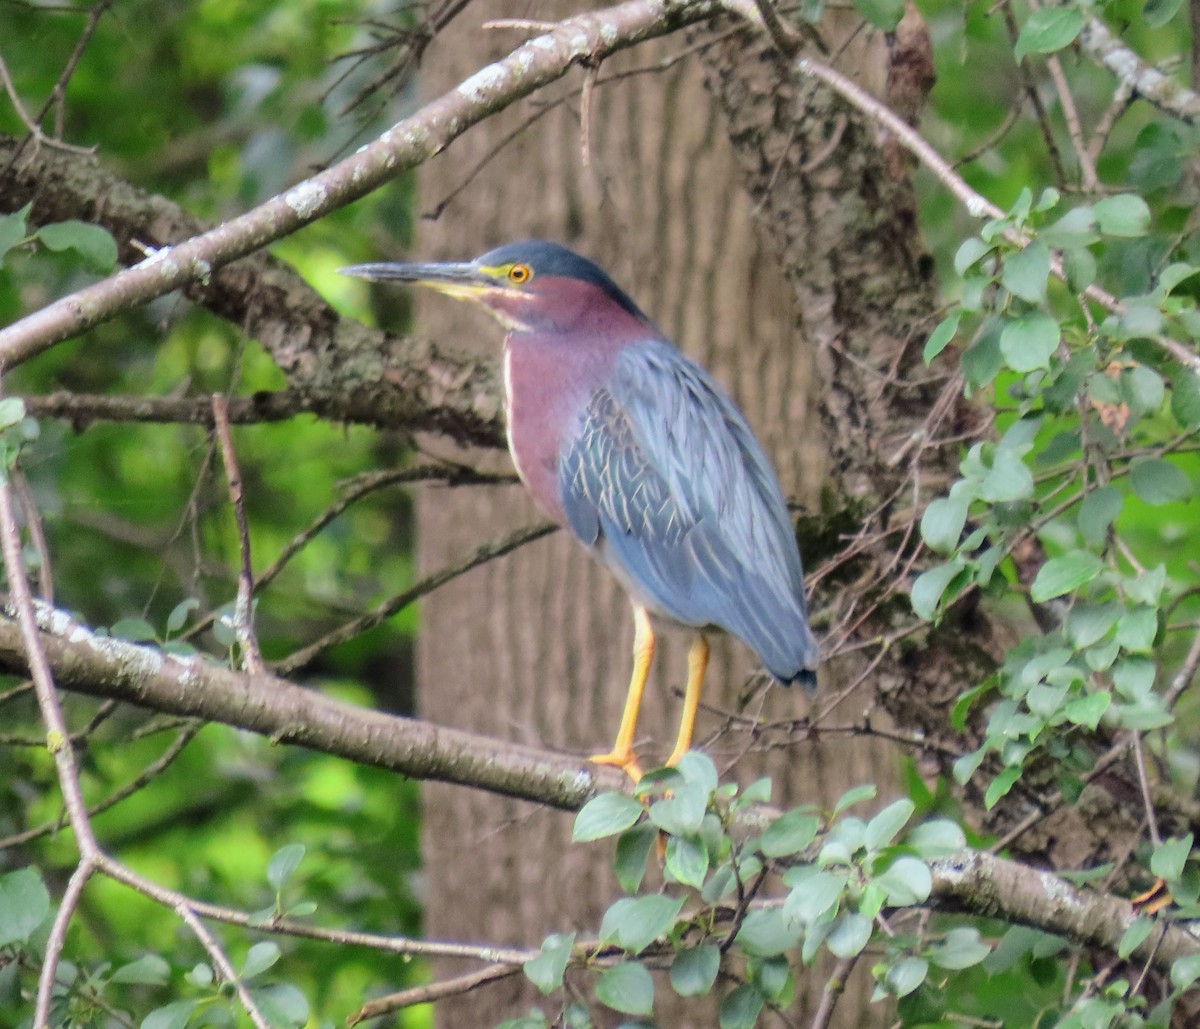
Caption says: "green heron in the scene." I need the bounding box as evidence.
[340,241,817,780]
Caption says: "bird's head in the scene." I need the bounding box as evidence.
[339,240,654,337]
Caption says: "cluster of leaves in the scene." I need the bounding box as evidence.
[499,755,977,1028]
[0,844,319,1029]
[915,178,1200,813]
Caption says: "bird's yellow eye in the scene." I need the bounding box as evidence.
[508,263,532,285]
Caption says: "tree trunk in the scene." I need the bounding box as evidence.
[412,4,914,1024]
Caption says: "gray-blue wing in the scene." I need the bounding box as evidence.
[558,341,817,684]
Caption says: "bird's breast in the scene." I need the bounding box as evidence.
[503,335,621,522]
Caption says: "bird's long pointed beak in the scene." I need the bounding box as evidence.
[338,260,500,302]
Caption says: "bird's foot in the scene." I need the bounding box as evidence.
[590,748,644,783]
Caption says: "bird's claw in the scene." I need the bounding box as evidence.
[589,748,644,783]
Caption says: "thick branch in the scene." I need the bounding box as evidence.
[1,603,1195,973]
[1079,15,1200,126]
[0,137,504,446]
[0,604,623,810]
[931,851,1200,971]
[0,0,719,368]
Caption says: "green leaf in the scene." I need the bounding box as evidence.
[719,983,765,1029]
[648,788,707,838]
[674,751,718,796]
[954,238,992,276]
[0,867,51,947]
[0,397,26,430]
[864,799,914,851]
[112,954,172,986]
[1144,0,1185,27]
[1150,834,1193,882]
[961,322,1004,386]
[1063,692,1110,730]
[908,819,966,858]
[735,907,803,957]
[241,941,280,980]
[1002,241,1051,303]
[0,206,30,268]
[929,926,991,970]
[267,843,305,891]
[1062,245,1097,292]
[1077,487,1122,547]
[1041,206,1098,248]
[524,932,574,994]
[1116,607,1158,654]
[599,894,685,955]
[142,1000,201,1029]
[36,220,119,273]
[1130,458,1192,505]
[833,783,877,815]
[875,856,931,906]
[1125,564,1167,605]
[1122,365,1165,416]
[1030,551,1103,602]
[111,617,158,643]
[665,834,709,890]
[1117,916,1154,960]
[1066,602,1120,649]
[980,448,1034,503]
[923,312,960,365]
[920,495,968,554]
[985,765,1022,809]
[1093,194,1152,237]
[911,561,964,620]
[166,597,200,633]
[884,956,929,997]
[1171,951,1200,992]
[761,809,821,858]
[826,912,872,958]
[782,871,846,928]
[1014,6,1083,61]
[852,0,904,30]
[702,864,736,905]
[574,793,644,842]
[595,961,654,1016]
[753,956,791,1004]
[1171,369,1200,429]
[250,984,308,1029]
[736,777,772,809]
[670,945,720,998]
[999,312,1060,373]
[614,824,657,894]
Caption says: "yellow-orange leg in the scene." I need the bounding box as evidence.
[666,634,709,767]
[591,605,654,781]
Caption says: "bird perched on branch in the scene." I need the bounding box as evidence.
[340,241,818,780]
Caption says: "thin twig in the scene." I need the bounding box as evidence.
[348,964,522,1025]
[0,403,101,1026]
[176,906,271,1029]
[1163,625,1200,709]
[810,955,857,1029]
[1045,52,1097,189]
[579,62,598,168]
[0,50,94,156]
[1132,732,1161,848]
[0,723,200,850]
[211,394,263,673]
[273,521,556,674]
